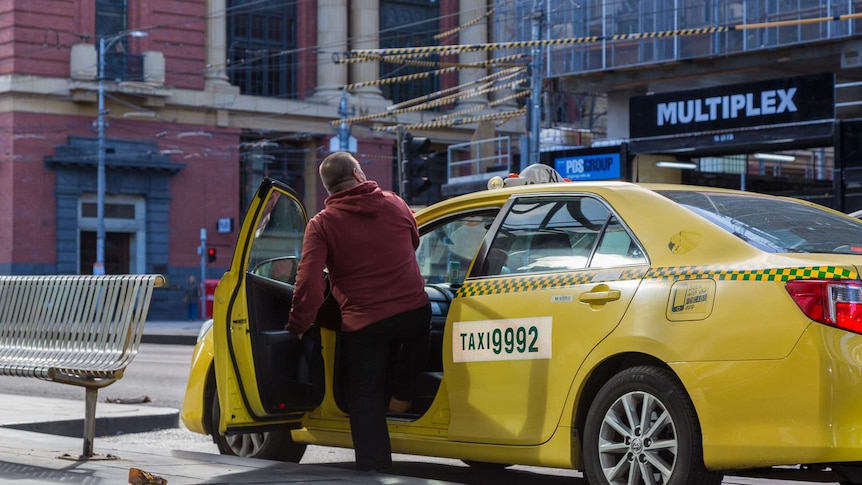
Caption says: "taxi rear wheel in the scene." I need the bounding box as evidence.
[582,366,722,485]
[834,463,862,485]
[210,388,307,462]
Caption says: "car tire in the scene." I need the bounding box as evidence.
[834,463,862,485]
[210,390,307,462]
[582,366,722,485]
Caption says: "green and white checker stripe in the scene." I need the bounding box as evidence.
[455,265,858,298]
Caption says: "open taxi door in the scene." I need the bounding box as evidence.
[212,178,324,433]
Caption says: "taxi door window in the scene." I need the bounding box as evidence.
[247,191,306,279]
[591,216,647,267]
[416,211,499,285]
[482,197,611,275]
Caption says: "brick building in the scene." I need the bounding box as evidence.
[0,0,524,318]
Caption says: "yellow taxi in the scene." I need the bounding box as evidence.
[181,165,862,485]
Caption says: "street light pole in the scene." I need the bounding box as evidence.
[94,30,147,275]
[527,0,545,167]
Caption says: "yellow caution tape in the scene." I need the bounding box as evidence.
[434,8,496,41]
[375,108,526,131]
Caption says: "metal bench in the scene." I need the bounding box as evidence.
[0,274,165,458]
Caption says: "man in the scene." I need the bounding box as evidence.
[184,275,201,320]
[286,151,430,472]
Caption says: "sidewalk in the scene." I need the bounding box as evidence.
[0,390,458,484]
[0,422,449,484]
[140,319,205,346]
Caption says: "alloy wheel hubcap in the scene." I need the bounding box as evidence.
[597,391,678,485]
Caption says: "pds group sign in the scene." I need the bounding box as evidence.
[554,153,621,181]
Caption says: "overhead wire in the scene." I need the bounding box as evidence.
[385,65,524,112]
[332,76,525,126]
[340,54,526,90]
[434,8,495,42]
[333,66,526,125]
[335,52,523,69]
[436,90,531,120]
[375,107,526,131]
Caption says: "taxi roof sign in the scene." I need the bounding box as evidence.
[488,164,568,190]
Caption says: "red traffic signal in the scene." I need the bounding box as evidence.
[207,247,216,263]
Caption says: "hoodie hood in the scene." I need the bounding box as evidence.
[324,180,386,216]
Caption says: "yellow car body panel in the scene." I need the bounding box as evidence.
[213,258,268,431]
[674,324,862,469]
[443,273,643,445]
[179,328,213,435]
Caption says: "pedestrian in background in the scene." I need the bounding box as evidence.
[286,151,431,472]
[184,275,201,320]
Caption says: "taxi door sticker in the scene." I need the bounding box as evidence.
[453,317,552,362]
[666,279,716,321]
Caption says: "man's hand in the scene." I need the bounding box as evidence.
[284,324,304,341]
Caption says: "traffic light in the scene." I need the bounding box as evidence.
[403,134,432,198]
[207,247,216,263]
[426,151,448,185]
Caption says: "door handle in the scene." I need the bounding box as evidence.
[579,289,621,304]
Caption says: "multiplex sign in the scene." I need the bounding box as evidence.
[629,73,835,139]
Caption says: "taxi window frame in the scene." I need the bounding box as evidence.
[469,192,649,278]
[416,208,502,286]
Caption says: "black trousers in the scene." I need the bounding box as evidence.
[342,302,431,471]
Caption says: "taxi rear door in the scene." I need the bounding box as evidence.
[213,178,323,431]
[444,194,647,445]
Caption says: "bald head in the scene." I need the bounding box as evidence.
[319,152,367,194]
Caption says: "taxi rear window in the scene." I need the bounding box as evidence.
[660,191,862,254]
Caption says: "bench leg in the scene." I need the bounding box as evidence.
[83,387,98,457]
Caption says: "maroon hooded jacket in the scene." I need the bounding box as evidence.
[287,180,428,334]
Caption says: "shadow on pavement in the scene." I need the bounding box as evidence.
[0,460,101,484]
[324,460,589,484]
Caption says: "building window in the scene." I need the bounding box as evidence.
[379,0,439,105]
[81,202,136,219]
[228,0,297,98]
[95,0,143,81]
[240,141,307,211]
[96,0,127,38]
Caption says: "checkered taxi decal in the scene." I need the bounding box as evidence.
[649,265,857,281]
[455,265,858,298]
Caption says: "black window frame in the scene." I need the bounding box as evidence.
[379,0,440,105]
[227,0,297,98]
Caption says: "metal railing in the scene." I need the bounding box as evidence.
[446,136,512,184]
[102,52,144,82]
[494,0,861,78]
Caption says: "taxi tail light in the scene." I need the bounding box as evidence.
[786,280,862,334]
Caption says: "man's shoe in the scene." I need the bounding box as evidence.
[388,397,411,413]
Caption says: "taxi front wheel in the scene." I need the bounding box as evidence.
[210,388,307,462]
[582,366,722,485]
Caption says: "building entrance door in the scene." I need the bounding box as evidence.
[79,231,131,275]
